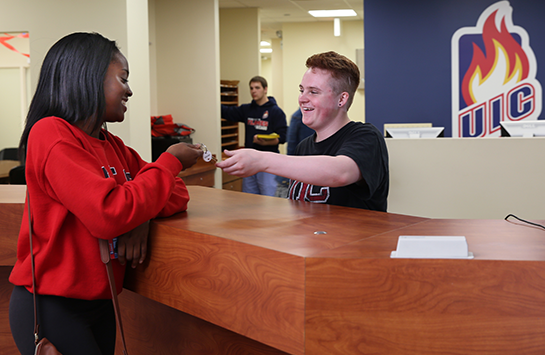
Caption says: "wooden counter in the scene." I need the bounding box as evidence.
[304,218,545,354]
[177,156,216,187]
[2,185,545,354]
[0,185,25,266]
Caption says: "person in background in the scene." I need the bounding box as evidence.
[9,32,203,355]
[287,108,315,155]
[275,108,315,198]
[218,51,389,211]
[221,76,287,196]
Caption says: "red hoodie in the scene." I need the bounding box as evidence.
[10,116,189,300]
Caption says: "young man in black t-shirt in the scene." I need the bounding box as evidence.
[217,52,389,211]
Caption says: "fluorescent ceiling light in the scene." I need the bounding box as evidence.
[308,9,357,18]
[260,48,273,53]
[260,41,271,46]
[334,18,341,37]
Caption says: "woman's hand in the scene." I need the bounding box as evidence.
[166,143,203,170]
[117,221,150,268]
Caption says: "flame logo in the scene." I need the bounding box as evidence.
[461,10,529,106]
[451,1,542,137]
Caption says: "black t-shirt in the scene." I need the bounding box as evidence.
[287,121,389,211]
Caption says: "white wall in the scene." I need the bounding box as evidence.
[387,137,545,220]
[0,33,29,152]
[119,0,152,160]
[219,7,261,148]
[261,57,272,91]
[270,38,284,110]
[0,68,25,150]
[259,38,284,109]
[148,0,158,115]
[219,8,260,106]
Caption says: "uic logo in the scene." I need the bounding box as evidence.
[451,0,542,137]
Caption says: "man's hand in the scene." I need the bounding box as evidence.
[117,221,150,268]
[216,149,264,177]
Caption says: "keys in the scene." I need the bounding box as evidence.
[203,150,213,162]
[198,143,217,163]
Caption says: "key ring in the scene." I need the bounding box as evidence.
[198,143,216,163]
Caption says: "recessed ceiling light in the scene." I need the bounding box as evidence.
[260,41,271,46]
[260,48,273,53]
[334,18,341,37]
[308,9,357,18]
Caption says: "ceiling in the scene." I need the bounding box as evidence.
[218,0,363,40]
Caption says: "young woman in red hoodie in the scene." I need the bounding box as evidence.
[9,32,202,355]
